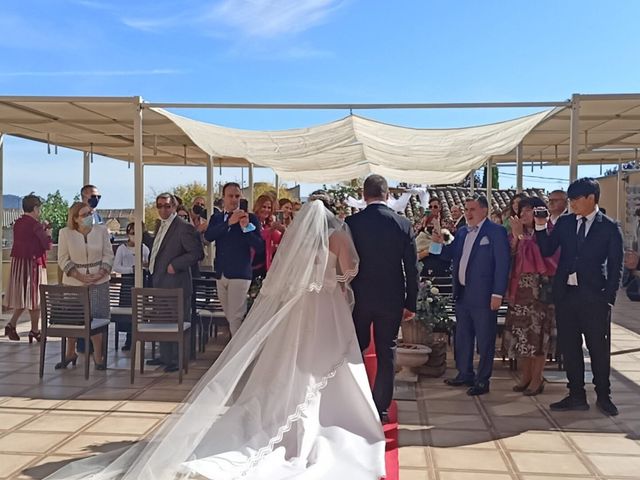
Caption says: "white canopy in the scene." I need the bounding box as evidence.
[155,108,554,184]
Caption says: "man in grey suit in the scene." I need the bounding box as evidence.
[147,193,204,372]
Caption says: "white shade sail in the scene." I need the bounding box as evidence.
[155,108,555,184]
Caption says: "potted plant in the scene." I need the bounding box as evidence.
[401,272,454,345]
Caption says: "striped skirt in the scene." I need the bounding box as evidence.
[3,257,47,310]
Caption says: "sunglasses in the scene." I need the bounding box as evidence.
[90,195,101,200]
[178,214,189,219]
[429,204,440,209]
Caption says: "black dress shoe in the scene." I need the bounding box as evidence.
[596,397,619,416]
[467,383,490,396]
[164,364,179,373]
[121,344,131,352]
[549,395,589,412]
[146,358,165,366]
[444,377,475,387]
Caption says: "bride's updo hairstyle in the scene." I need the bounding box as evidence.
[308,190,337,214]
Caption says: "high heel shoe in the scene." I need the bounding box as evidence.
[55,355,78,370]
[4,324,20,341]
[523,379,546,396]
[28,330,42,344]
[94,356,106,371]
[513,382,530,392]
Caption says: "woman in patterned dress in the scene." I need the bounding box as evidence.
[3,194,52,342]
[505,196,558,396]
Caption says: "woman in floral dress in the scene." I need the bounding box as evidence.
[505,197,557,396]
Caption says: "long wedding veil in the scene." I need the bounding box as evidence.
[47,200,361,480]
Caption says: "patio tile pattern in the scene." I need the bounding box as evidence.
[0,295,638,479]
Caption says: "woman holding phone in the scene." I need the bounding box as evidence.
[252,194,283,278]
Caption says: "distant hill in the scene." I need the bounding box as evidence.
[3,195,21,209]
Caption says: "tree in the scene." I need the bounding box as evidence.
[252,182,293,200]
[171,181,209,208]
[481,165,500,189]
[39,190,69,242]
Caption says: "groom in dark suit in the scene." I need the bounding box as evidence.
[346,174,419,421]
[535,178,623,416]
[148,193,204,372]
[435,194,511,395]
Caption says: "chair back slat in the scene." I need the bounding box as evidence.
[109,276,133,307]
[191,278,221,311]
[132,288,183,326]
[40,285,91,327]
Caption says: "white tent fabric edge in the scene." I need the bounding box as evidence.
[152,108,556,184]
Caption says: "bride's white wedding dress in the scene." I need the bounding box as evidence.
[47,201,385,480]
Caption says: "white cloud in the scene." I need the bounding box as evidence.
[0,69,184,77]
[208,0,343,38]
[121,0,344,38]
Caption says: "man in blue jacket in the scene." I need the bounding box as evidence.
[433,194,511,395]
[205,183,264,336]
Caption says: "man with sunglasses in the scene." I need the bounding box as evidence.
[80,184,104,225]
[148,193,204,372]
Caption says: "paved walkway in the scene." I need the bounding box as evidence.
[0,296,638,479]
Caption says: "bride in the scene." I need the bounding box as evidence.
[47,195,386,480]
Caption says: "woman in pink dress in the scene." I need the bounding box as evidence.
[252,194,283,279]
[3,194,52,342]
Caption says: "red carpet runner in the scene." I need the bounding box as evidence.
[364,334,399,480]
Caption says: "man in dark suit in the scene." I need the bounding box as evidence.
[148,193,204,372]
[205,182,263,336]
[345,174,419,421]
[451,204,467,232]
[535,178,623,416]
[435,194,511,396]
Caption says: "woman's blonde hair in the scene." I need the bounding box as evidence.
[253,194,274,217]
[67,201,88,230]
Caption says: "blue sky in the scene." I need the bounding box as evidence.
[1,0,639,207]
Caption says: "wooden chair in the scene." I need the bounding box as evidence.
[130,288,190,384]
[192,278,227,352]
[109,276,133,351]
[39,285,109,380]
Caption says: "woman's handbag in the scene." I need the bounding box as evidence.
[538,276,554,304]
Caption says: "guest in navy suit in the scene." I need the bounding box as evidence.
[535,178,623,416]
[434,194,511,395]
[205,183,264,335]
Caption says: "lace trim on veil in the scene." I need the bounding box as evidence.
[237,356,348,477]
[336,267,358,283]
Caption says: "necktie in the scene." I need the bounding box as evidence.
[577,217,587,250]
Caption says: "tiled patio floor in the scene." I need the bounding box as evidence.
[1,296,639,479]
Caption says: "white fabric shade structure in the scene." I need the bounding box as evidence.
[155,108,554,184]
[1,93,640,291]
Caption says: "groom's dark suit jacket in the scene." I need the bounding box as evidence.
[345,204,419,313]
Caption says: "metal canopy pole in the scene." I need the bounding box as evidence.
[247,163,254,208]
[0,135,4,300]
[469,171,475,195]
[145,100,570,110]
[516,143,524,193]
[133,98,144,289]
[206,155,215,268]
[486,159,493,206]
[616,157,622,221]
[569,94,581,182]
[275,174,280,200]
[83,151,90,185]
